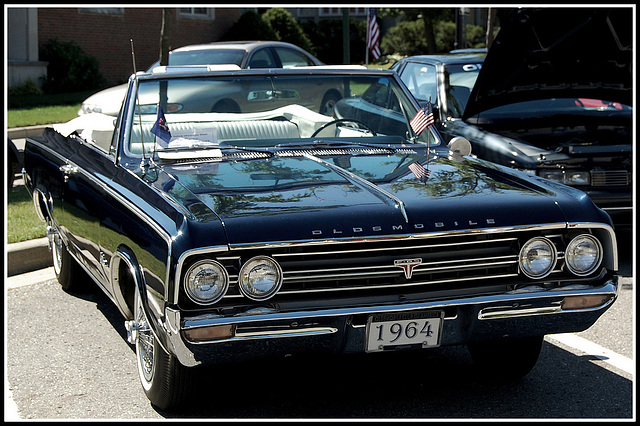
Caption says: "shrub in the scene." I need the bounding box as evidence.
[382,18,486,56]
[40,38,106,94]
[8,79,42,97]
[382,20,427,57]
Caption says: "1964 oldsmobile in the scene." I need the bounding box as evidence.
[23,65,619,410]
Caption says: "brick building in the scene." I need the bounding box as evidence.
[7,7,246,88]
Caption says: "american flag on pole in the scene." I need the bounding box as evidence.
[409,102,435,136]
[367,8,381,61]
[408,162,431,182]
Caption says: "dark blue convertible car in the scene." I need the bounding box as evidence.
[23,64,619,410]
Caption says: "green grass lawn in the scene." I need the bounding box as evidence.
[7,185,48,244]
[7,104,82,128]
[7,90,96,128]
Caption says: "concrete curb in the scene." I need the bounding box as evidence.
[7,237,53,277]
[7,125,50,139]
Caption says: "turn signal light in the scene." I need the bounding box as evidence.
[562,295,610,310]
[183,325,235,342]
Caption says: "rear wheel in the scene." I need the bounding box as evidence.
[467,335,544,381]
[131,287,192,411]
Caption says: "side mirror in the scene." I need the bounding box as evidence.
[448,136,472,157]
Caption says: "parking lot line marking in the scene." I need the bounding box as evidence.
[6,267,56,289]
[547,333,634,376]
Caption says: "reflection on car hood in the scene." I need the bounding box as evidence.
[463,8,632,119]
[148,152,598,245]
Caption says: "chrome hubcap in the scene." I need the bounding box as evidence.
[133,295,154,382]
[49,230,63,275]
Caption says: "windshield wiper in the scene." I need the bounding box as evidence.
[275,139,397,153]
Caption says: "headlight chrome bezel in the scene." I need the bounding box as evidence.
[538,169,590,186]
[238,256,283,301]
[565,234,603,276]
[519,237,558,279]
[184,259,229,305]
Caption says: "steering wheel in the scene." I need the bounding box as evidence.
[311,118,377,138]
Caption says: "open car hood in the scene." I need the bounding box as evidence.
[462,8,632,120]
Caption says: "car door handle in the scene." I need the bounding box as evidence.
[59,164,78,174]
[59,164,78,182]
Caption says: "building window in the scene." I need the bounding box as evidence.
[179,8,214,20]
[318,8,366,17]
[79,8,124,15]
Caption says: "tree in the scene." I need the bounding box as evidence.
[261,8,314,54]
[380,8,454,55]
[159,8,173,66]
[221,10,277,41]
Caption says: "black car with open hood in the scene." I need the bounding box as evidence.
[445,7,633,225]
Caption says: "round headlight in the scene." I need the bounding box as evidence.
[519,237,557,279]
[239,256,283,301]
[184,260,229,304]
[565,234,602,276]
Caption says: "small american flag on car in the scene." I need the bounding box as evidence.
[409,102,435,136]
[408,161,431,182]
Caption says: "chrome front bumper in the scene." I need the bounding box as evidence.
[163,278,619,367]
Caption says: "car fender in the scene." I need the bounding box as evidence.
[444,119,538,169]
[110,244,173,355]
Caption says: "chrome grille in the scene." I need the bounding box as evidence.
[216,232,566,300]
[591,170,630,186]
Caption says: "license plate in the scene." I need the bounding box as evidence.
[365,311,443,352]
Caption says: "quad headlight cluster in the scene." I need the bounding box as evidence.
[538,169,590,186]
[184,256,283,305]
[518,234,603,279]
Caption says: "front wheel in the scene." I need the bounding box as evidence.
[51,230,83,292]
[467,335,544,381]
[131,287,192,411]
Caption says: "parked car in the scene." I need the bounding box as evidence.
[24,64,619,410]
[7,138,23,189]
[79,41,325,116]
[445,8,633,225]
[391,51,485,139]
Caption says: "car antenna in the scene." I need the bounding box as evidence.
[131,39,150,172]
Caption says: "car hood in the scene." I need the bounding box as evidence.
[80,83,128,116]
[462,8,632,120]
[148,151,602,245]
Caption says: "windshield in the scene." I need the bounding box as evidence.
[146,49,247,72]
[442,63,482,117]
[397,61,482,118]
[124,73,439,158]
